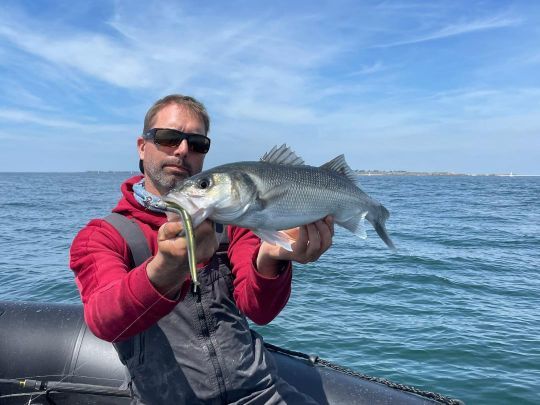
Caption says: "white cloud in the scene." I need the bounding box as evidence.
[0,3,342,118]
[0,108,135,136]
[347,62,386,76]
[0,1,538,173]
[0,25,152,88]
[0,108,82,128]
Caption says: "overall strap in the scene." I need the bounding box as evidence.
[103,213,151,267]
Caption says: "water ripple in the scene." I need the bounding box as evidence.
[1,173,539,404]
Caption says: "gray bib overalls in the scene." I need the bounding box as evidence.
[105,213,317,404]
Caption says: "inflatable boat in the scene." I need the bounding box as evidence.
[0,301,462,404]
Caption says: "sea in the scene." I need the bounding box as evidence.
[0,172,539,404]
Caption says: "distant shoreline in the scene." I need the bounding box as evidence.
[355,170,539,177]
[0,170,538,177]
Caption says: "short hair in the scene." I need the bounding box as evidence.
[143,94,210,135]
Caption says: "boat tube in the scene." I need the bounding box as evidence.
[0,301,462,404]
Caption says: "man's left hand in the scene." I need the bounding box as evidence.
[256,216,334,277]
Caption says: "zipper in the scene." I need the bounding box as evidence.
[194,289,228,402]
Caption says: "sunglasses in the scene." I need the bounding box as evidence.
[143,128,211,154]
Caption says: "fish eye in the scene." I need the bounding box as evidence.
[197,177,211,189]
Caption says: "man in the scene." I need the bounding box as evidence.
[70,94,334,404]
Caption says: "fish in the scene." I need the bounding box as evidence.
[163,144,395,251]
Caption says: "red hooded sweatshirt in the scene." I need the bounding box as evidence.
[70,175,292,342]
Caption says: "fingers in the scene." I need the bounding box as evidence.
[157,219,217,264]
[305,217,333,259]
[305,223,321,254]
[159,221,184,241]
[316,216,333,252]
[194,220,216,243]
[324,215,335,237]
[194,220,219,262]
[291,216,334,264]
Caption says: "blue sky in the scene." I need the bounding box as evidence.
[0,0,539,174]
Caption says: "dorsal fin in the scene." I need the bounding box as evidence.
[260,144,305,165]
[320,154,358,183]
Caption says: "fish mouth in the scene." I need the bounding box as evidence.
[163,193,197,214]
[162,194,210,228]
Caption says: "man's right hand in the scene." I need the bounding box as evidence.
[146,219,218,298]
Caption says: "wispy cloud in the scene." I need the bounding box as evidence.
[374,15,521,48]
[0,4,342,118]
[0,108,135,137]
[0,26,152,88]
[347,62,386,76]
[0,1,538,173]
[0,108,87,128]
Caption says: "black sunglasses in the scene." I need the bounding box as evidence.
[143,128,211,154]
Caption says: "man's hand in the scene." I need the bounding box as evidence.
[147,219,218,298]
[256,216,334,277]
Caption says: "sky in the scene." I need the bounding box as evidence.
[0,0,539,174]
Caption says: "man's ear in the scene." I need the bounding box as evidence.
[137,137,145,160]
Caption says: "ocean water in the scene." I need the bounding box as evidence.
[0,172,539,404]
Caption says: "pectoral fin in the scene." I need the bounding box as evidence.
[253,229,293,251]
[257,185,289,208]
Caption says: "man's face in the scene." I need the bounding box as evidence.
[138,103,207,196]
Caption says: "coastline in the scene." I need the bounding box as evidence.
[355,170,539,177]
[0,171,538,177]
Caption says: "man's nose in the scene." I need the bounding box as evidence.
[173,139,189,156]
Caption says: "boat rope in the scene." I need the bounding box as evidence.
[263,343,464,405]
[0,378,131,399]
[1,347,464,404]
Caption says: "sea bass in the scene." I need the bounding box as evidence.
[163,144,395,250]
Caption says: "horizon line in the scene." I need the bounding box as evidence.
[1,170,539,177]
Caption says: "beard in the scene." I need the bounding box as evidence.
[144,158,194,195]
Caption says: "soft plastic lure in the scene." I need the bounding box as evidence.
[162,201,200,294]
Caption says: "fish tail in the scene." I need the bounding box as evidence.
[369,205,396,250]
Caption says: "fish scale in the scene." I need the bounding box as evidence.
[241,162,369,227]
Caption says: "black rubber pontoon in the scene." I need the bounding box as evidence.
[0,301,462,404]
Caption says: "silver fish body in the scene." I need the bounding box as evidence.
[164,145,395,250]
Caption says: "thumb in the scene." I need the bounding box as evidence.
[159,221,184,241]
